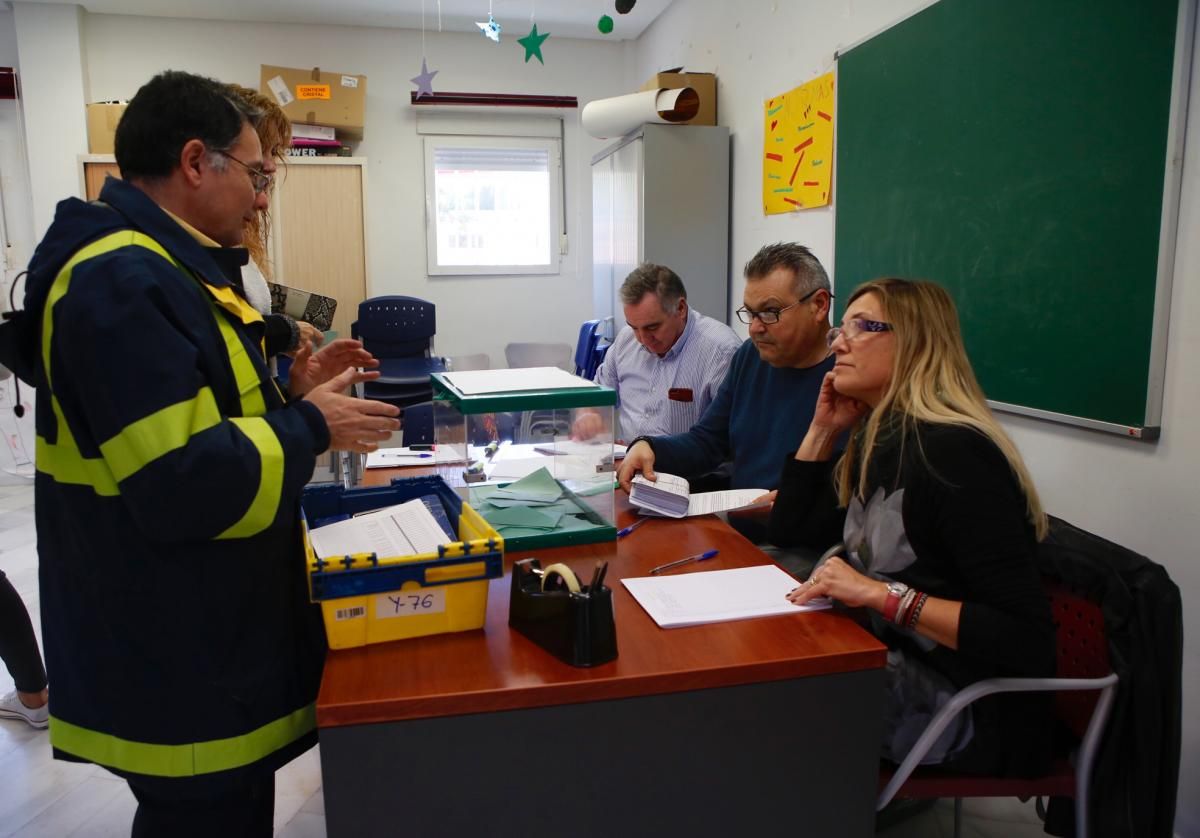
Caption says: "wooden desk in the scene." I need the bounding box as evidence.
[317,470,887,837]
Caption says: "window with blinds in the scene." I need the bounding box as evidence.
[423,135,561,276]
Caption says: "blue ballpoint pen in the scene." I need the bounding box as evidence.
[617,518,651,538]
[649,549,719,575]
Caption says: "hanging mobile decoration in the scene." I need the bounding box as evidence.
[615,0,636,13]
[410,0,438,98]
[518,1,550,64]
[477,0,502,42]
[597,14,614,34]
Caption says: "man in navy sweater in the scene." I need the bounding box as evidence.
[617,242,835,495]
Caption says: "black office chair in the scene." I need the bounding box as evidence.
[352,296,447,409]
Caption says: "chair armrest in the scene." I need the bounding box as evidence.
[877,672,1118,810]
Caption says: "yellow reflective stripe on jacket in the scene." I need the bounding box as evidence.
[217,417,284,539]
[98,387,222,483]
[212,312,267,417]
[36,396,120,496]
[48,703,315,778]
[36,231,176,495]
[35,228,283,539]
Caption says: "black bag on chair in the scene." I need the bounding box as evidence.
[1035,516,1183,838]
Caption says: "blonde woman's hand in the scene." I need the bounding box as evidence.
[812,371,869,434]
[786,556,888,610]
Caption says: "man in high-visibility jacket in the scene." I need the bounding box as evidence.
[10,70,400,835]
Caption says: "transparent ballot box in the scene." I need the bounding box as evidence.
[430,369,617,549]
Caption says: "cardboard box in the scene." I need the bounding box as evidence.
[260,65,366,138]
[640,69,716,126]
[86,102,126,154]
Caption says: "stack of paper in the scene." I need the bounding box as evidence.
[630,472,767,518]
[471,469,606,539]
[308,499,451,560]
[629,473,691,517]
[442,367,597,395]
[622,565,832,628]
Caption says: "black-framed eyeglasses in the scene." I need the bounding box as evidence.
[218,151,273,194]
[827,318,893,347]
[735,287,826,325]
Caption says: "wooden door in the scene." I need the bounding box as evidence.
[271,159,367,338]
[83,161,121,200]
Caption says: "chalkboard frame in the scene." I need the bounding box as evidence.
[832,0,1195,440]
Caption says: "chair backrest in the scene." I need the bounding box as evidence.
[505,342,574,372]
[352,296,436,359]
[589,340,611,379]
[574,320,603,377]
[1047,580,1113,740]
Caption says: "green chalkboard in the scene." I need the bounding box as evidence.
[834,0,1184,436]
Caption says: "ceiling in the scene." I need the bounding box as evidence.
[17,0,674,40]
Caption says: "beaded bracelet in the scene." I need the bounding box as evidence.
[894,588,918,626]
[906,592,930,629]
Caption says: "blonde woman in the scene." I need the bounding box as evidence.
[225,85,323,360]
[771,278,1055,777]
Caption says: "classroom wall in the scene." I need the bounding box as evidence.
[17,11,634,368]
[0,10,37,477]
[635,1,1199,833]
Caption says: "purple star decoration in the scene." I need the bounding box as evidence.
[410,58,438,99]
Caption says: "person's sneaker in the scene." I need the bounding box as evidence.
[0,690,49,729]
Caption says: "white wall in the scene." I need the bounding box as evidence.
[635,1,1199,833]
[60,13,633,367]
[10,3,89,240]
[0,10,38,477]
[0,9,37,278]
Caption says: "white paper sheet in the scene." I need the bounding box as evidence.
[622,565,831,628]
[308,500,449,559]
[442,367,597,396]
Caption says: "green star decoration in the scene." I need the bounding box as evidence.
[518,23,550,64]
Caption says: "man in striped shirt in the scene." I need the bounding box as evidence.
[574,264,741,442]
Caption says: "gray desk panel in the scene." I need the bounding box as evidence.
[320,668,885,838]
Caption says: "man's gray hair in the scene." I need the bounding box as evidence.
[619,263,688,312]
[743,242,831,298]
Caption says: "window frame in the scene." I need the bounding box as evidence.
[422,134,563,277]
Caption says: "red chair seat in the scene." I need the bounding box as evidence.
[879,757,1077,800]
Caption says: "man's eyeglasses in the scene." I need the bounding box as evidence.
[827,318,893,347]
[735,287,825,325]
[218,151,273,194]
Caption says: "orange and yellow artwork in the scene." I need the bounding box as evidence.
[763,72,835,214]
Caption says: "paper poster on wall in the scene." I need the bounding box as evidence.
[762,72,835,214]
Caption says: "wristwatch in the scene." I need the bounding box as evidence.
[881,581,910,623]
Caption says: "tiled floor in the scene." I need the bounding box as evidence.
[0,473,1050,837]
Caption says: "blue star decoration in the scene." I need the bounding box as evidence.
[517,23,550,64]
[410,58,438,99]
[476,15,502,42]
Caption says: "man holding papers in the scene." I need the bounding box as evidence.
[573,263,740,441]
[618,243,836,495]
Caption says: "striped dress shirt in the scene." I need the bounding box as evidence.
[595,308,742,440]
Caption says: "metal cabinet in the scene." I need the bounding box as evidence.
[591,124,730,332]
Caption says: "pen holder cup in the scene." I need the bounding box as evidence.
[508,559,618,667]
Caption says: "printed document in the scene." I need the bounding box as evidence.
[308,499,450,559]
[622,565,831,628]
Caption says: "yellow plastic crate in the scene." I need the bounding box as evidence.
[302,477,504,650]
